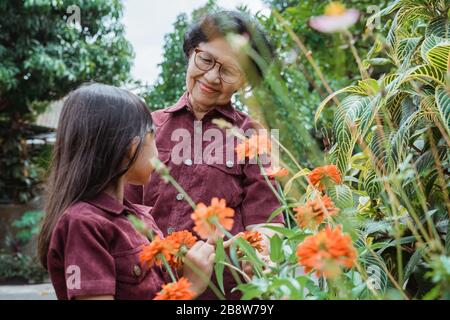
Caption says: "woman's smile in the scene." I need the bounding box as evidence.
[197,80,220,94]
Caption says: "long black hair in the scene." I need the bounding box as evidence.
[38,83,153,268]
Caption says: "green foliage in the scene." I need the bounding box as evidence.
[11,210,44,245]
[142,0,220,110]
[0,0,134,203]
[0,210,45,283]
[312,0,450,299]
[252,0,390,167]
[0,252,47,283]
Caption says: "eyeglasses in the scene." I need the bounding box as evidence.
[193,48,242,84]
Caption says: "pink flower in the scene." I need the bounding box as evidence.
[309,2,360,33]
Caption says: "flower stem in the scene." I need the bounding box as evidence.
[160,254,177,283]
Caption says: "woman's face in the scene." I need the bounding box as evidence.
[125,132,158,185]
[186,37,246,109]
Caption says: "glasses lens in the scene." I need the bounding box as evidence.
[220,65,241,84]
[195,51,215,71]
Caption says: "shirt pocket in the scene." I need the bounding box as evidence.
[113,246,149,284]
[203,160,243,208]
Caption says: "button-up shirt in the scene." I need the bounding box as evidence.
[47,192,168,300]
[125,92,284,299]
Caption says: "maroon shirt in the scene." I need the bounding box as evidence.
[47,192,169,300]
[126,92,284,299]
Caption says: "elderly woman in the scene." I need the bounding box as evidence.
[126,11,284,299]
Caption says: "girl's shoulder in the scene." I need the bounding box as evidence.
[52,200,113,239]
[61,200,112,222]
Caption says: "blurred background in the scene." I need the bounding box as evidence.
[1,0,449,300]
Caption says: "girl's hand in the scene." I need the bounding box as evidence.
[182,240,215,298]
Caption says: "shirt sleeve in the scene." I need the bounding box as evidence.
[241,162,285,227]
[63,216,116,299]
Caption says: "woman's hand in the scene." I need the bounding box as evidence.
[182,240,215,298]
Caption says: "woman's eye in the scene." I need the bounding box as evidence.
[200,57,213,64]
[222,67,237,76]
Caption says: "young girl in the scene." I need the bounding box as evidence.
[37,83,216,300]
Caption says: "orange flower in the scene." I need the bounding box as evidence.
[296,226,357,279]
[191,197,235,240]
[308,164,342,191]
[236,134,272,161]
[165,230,198,268]
[239,230,264,254]
[264,166,289,178]
[139,235,174,268]
[153,277,195,300]
[294,195,339,229]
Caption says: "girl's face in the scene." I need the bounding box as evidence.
[186,37,246,108]
[125,132,158,185]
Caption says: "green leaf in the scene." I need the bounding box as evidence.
[364,58,392,67]
[360,251,389,294]
[235,238,264,268]
[403,246,426,287]
[423,284,441,300]
[237,283,263,300]
[283,168,310,195]
[446,218,450,256]
[271,277,303,299]
[357,78,381,95]
[426,42,450,71]
[397,37,421,70]
[435,85,450,136]
[331,95,373,174]
[426,16,450,38]
[214,238,225,294]
[363,168,382,199]
[269,234,284,263]
[421,35,450,62]
[264,225,296,238]
[267,206,286,223]
[396,3,433,26]
[404,64,445,85]
[328,184,354,209]
[267,203,302,223]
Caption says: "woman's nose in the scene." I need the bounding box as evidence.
[203,64,221,84]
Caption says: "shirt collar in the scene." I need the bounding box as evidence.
[86,192,148,216]
[164,91,237,123]
[86,192,124,215]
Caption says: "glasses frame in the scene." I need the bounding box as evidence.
[193,48,242,84]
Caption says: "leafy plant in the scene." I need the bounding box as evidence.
[0,0,134,203]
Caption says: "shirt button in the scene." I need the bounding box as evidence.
[167,227,175,234]
[195,127,202,134]
[133,264,142,277]
[226,160,234,168]
[176,193,184,201]
[184,159,193,166]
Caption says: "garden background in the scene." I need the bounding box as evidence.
[0,0,449,300]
